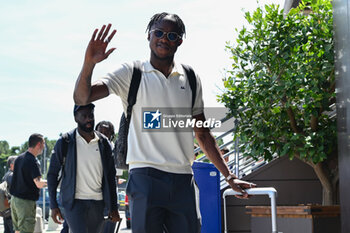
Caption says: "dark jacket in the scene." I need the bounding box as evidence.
[47,129,117,211]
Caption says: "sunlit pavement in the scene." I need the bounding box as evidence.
[0,212,131,233]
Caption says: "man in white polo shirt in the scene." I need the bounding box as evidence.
[73,12,255,233]
[47,104,120,233]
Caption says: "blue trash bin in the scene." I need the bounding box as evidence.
[192,161,222,233]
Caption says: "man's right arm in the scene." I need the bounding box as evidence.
[47,140,63,210]
[73,24,116,105]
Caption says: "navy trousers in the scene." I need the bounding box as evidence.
[126,167,201,233]
[64,199,104,233]
[60,220,68,233]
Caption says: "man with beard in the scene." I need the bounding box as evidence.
[47,103,120,233]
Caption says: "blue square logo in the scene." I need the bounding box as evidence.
[143,110,161,129]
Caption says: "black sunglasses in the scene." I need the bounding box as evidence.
[150,29,182,42]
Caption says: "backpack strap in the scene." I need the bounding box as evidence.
[181,64,197,108]
[58,133,69,183]
[126,61,142,120]
[95,131,111,151]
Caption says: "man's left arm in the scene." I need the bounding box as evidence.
[31,160,47,189]
[193,113,256,198]
[33,176,47,189]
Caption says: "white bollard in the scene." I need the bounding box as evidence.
[47,209,61,231]
[34,207,44,233]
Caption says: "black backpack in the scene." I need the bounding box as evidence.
[114,61,197,170]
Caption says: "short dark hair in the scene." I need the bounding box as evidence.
[95,121,115,139]
[28,133,44,148]
[7,155,17,168]
[146,12,186,37]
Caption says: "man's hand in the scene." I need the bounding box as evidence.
[51,208,64,224]
[85,24,117,65]
[108,210,121,223]
[227,178,257,199]
[33,177,47,189]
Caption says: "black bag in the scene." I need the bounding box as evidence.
[113,62,197,170]
[0,181,10,217]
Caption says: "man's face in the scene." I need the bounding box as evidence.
[37,139,45,155]
[75,108,95,133]
[10,163,14,171]
[148,16,183,60]
[97,125,113,141]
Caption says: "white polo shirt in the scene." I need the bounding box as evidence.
[75,131,103,200]
[101,60,204,174]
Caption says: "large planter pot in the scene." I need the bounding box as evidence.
[246,205,340,233]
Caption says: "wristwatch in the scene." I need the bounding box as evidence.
[225,174,236,182]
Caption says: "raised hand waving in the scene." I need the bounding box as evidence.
[84,24,117,65]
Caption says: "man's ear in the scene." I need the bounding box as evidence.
[177,39,183,46]
[147,32,151,41]
[35,141,43,150]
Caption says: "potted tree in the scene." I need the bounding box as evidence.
[219,1,339,231]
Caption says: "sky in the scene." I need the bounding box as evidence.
[0,0,285,147]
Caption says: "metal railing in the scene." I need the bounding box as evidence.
[223,187,278,233]
[194,116,273,190]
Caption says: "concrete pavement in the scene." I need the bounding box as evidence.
[0,212,131,233]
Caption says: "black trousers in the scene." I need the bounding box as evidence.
[3,216,14,233]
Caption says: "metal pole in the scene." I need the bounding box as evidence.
[43,143,47,231]
[223,194,228,233]
[234,119,239,177]
[270,194,277,233]
[235,137,239,177]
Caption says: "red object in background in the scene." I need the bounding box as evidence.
[125,194,129,206]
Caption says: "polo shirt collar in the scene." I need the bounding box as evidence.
[143,60,184,77]
[76,130,99,144]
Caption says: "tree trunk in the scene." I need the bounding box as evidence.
[312,162,334,205]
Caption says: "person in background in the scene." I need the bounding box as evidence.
[47,104,119,233]
[1,155,17,233]
[10,134,47,233]
[220,148,230,162]
[96,120,118,233]
[96,121,115,146]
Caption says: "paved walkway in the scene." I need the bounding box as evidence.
[0,212,131,233]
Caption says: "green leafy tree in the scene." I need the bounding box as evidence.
[0,141,12,178]
[0,154,8,178]
[0,141,10,155]
[19,141,29,153]
[0,138,57,178]
[218,0,336,205]
[0,141,19,178]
